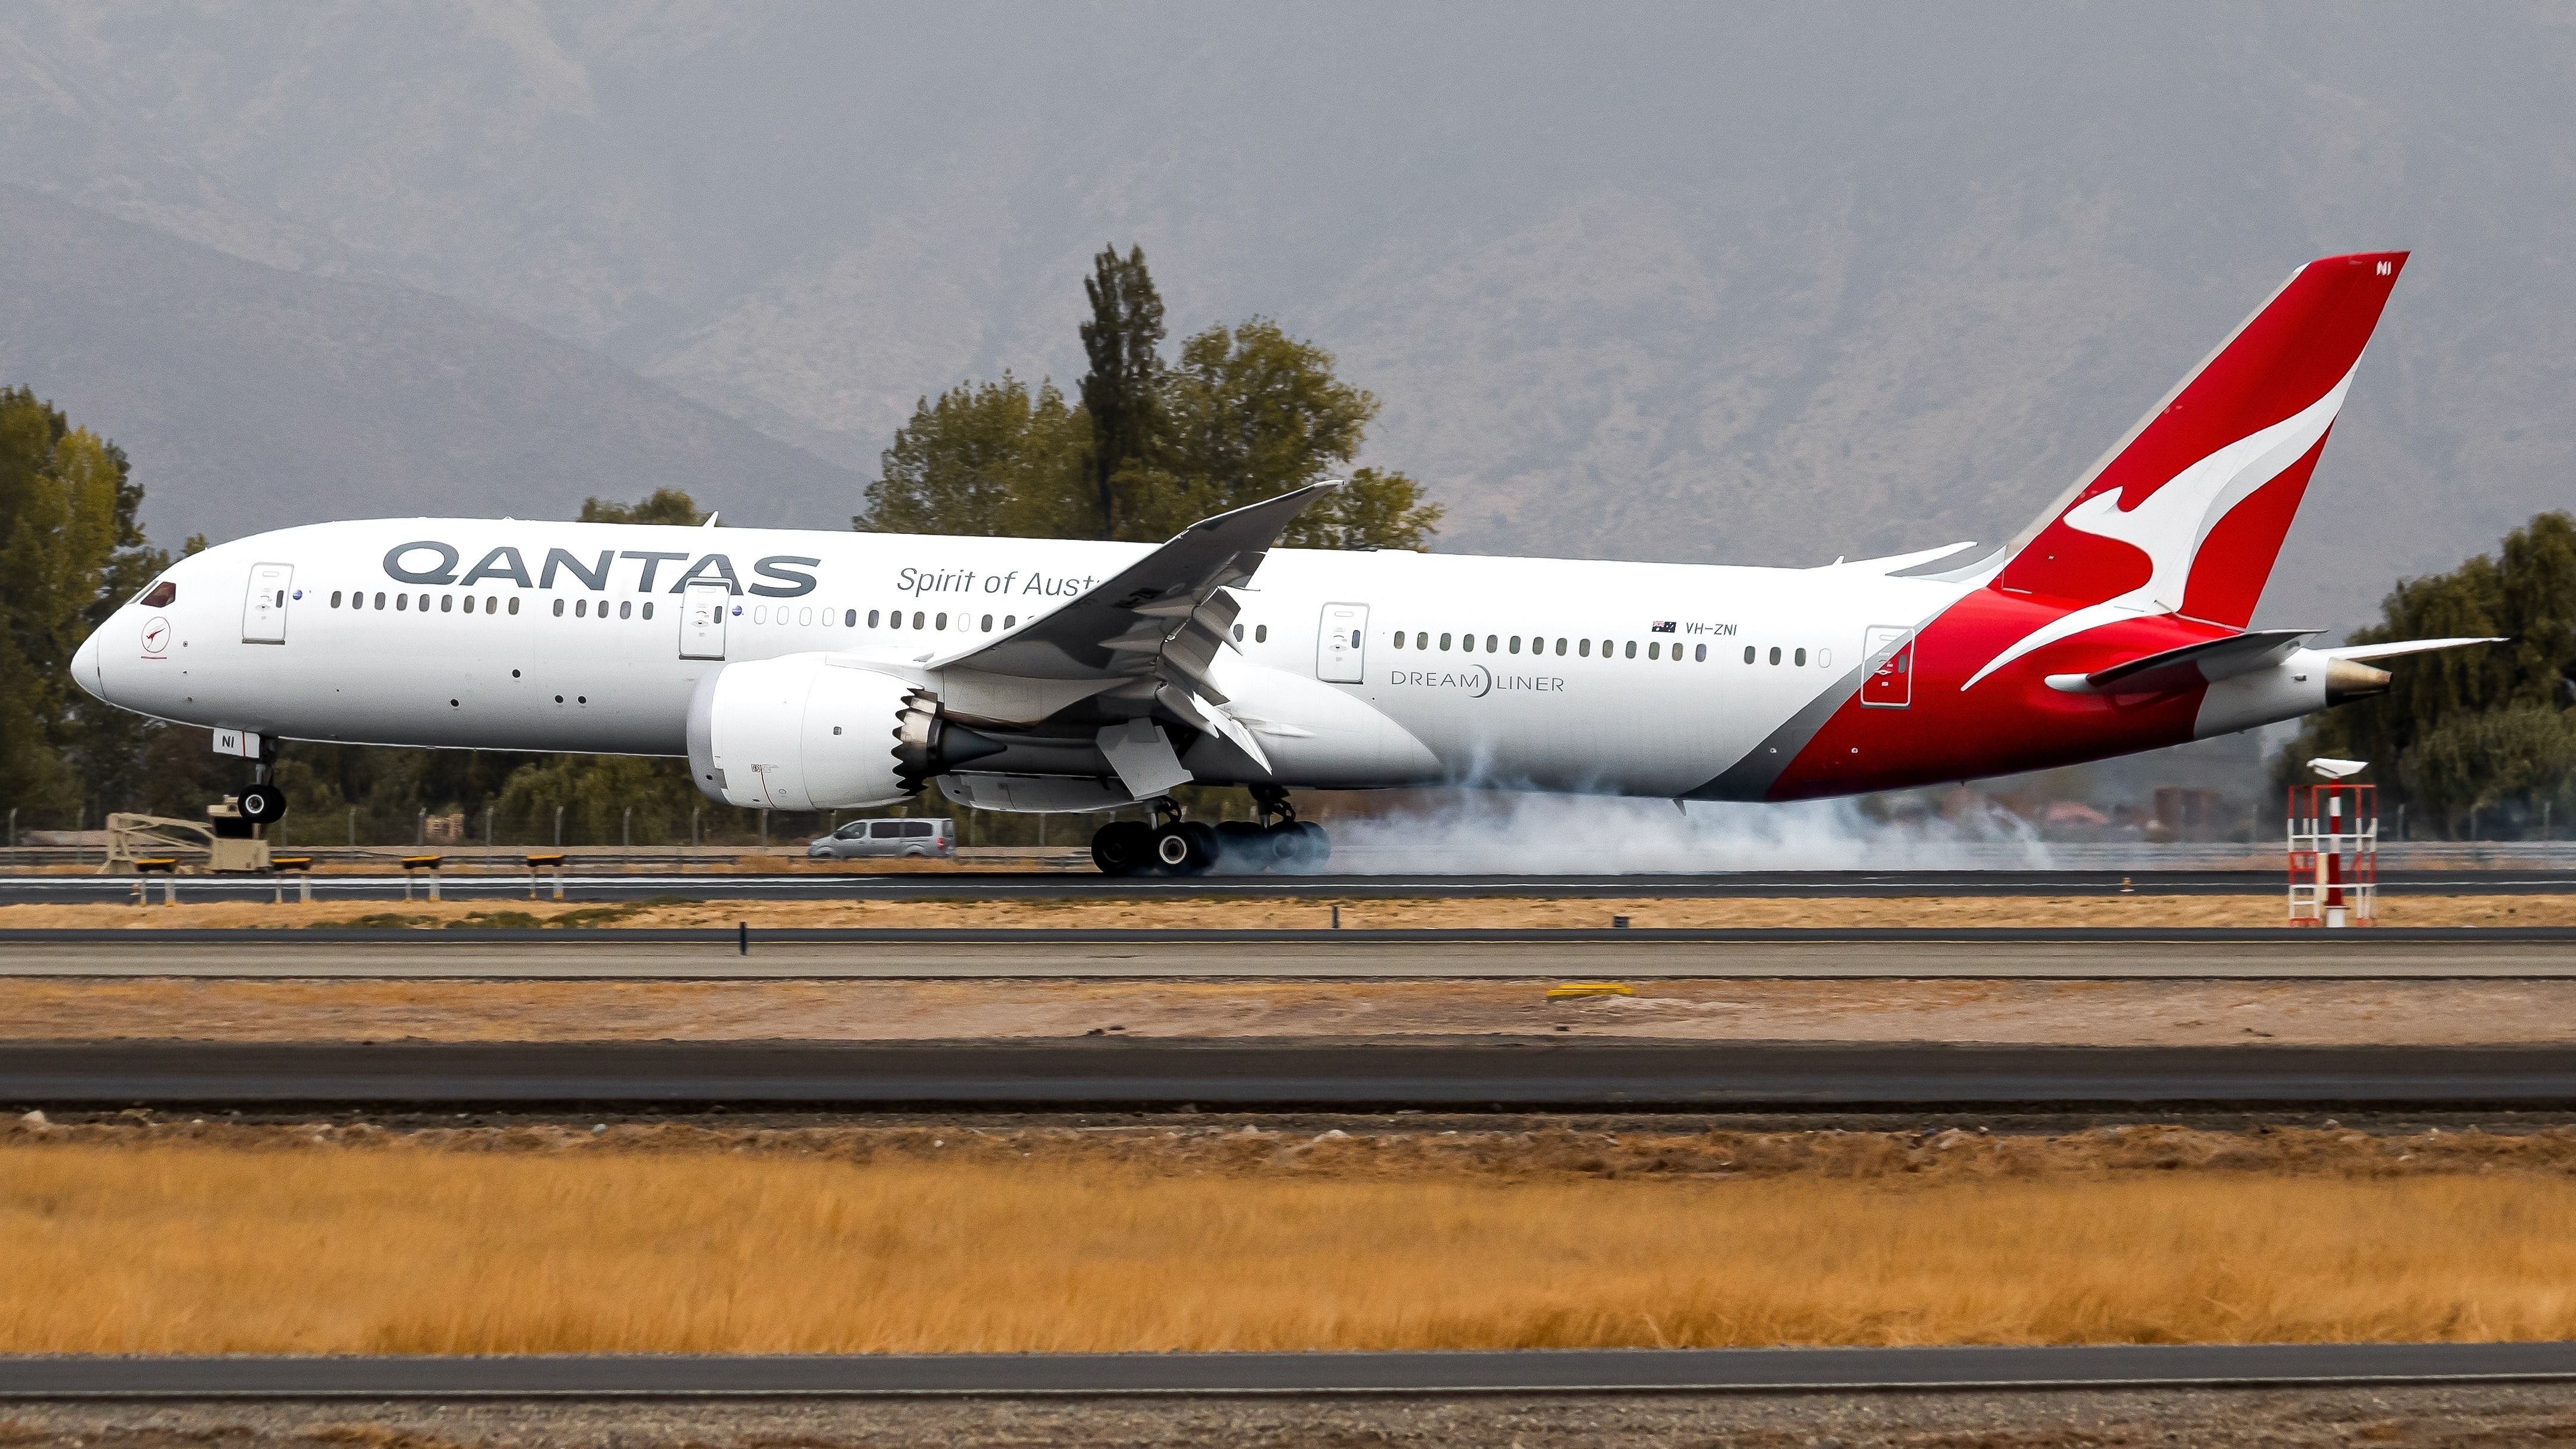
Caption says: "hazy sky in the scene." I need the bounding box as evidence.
[5,1,2571,630]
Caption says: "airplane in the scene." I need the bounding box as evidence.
[71,250,2493,875]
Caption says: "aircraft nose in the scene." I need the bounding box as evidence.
[70,628,106,702]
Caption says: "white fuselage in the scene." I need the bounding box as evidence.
[77,518,1982,801]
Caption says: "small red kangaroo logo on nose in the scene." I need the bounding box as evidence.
[141,616,169,654]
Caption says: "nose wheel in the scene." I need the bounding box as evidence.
[236,783,288,825]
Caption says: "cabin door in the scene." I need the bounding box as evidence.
[680,581,730,660]
[1317,603,1369,683]
[242,563,293,644]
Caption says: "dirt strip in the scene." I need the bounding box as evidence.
[10,891,2576,931]
[5,975,2575,1046]
[10,1386,2574,1449]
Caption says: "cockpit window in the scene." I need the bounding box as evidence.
[140,582,177,607]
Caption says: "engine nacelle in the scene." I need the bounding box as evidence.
[686,655,928,811]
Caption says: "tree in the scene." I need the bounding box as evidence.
[858,376,1094,539]
[2285,510,2576,835]
[1079,245,1167,539]
[1135,317,1443,548]
[580,488,708,526]
[0,387,162,825]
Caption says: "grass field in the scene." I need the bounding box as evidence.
[7,1138,2574,1354]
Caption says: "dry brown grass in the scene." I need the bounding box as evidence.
[5,1135,2576,1354]
[8,891,2575,931]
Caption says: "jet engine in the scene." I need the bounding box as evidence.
[685,654,1002,810]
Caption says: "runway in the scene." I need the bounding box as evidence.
[4,1342,2571,1397]
[4,867,2574,906]
[8,1040,2572,1109]
[6,927,2575,978]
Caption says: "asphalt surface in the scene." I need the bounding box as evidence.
[6,928,2575,978]
[8,1040,2573,1110]
[7,867,2575,905]
[4,1342,2571,1397]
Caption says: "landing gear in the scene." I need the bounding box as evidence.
[1091,820,1153,875]
[237,743,287,826]
[236,784,288,826]
[1087,790,1330,876]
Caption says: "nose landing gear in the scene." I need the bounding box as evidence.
[235,739,288,825]
[1086,788,1330,876]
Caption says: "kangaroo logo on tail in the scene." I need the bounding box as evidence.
[1963,251,2407,690]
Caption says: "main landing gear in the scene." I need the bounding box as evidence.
[1089,787,1329,877]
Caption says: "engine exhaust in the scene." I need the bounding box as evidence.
[2324,657,2392,705]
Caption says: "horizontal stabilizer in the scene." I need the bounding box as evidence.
[2045,628,2318,696]
[2325,636,2506,663]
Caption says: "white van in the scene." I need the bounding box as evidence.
[808,817,956,861]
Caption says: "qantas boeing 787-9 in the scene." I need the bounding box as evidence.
[72,251,2492,873]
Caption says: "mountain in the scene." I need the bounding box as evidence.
[0,186,862,544]
[4,3,2574,632]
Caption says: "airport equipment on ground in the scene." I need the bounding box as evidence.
[2288,777,2377,927]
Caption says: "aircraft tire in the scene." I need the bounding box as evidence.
[237,784,288,826]
[1298,820,1331,867]
[1151,821,1218,875]
[1213,820,1268,872]
[1091,820,1152,876]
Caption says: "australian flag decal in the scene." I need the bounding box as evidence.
[1650,620,1677,634]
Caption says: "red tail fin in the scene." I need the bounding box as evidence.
[1991,252,2407,630]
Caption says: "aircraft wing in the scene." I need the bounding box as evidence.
[926,483,1338,728]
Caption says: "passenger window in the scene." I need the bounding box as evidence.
[1795,648,1808,666]
[1769,647,1783,665]
[370,592,383,610]
[140,582,178,607]
[1254,625,1267,642]
[439,595,452,613]
[912,611,925,629]
[1579,639,1590,657]
[1461,634,1474,653]
[936,612,949,629]
[981,614,993,631]
[1624,641,1635,659]
[1695,644,1706,662]
[1233,623,1244,642]
[1555,638,1567,656]
[1006,616,1018,629]
[1485,635,1497,651]
[508,597,520,616]
[1438,633,1452,651]
[1415,632,1428,649]
[1392,632,1406,650]
[1508,636,1521,654]
[418,594,429,611]
[552,600,564,617]
[1648,642,1660,660]
[396,595,409,611]
[844,609,855,627]
[620,601,634,620]
[1744,645,1755,663]
[330,591,343,608]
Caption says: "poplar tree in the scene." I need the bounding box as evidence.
[1077,245,1166,540]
